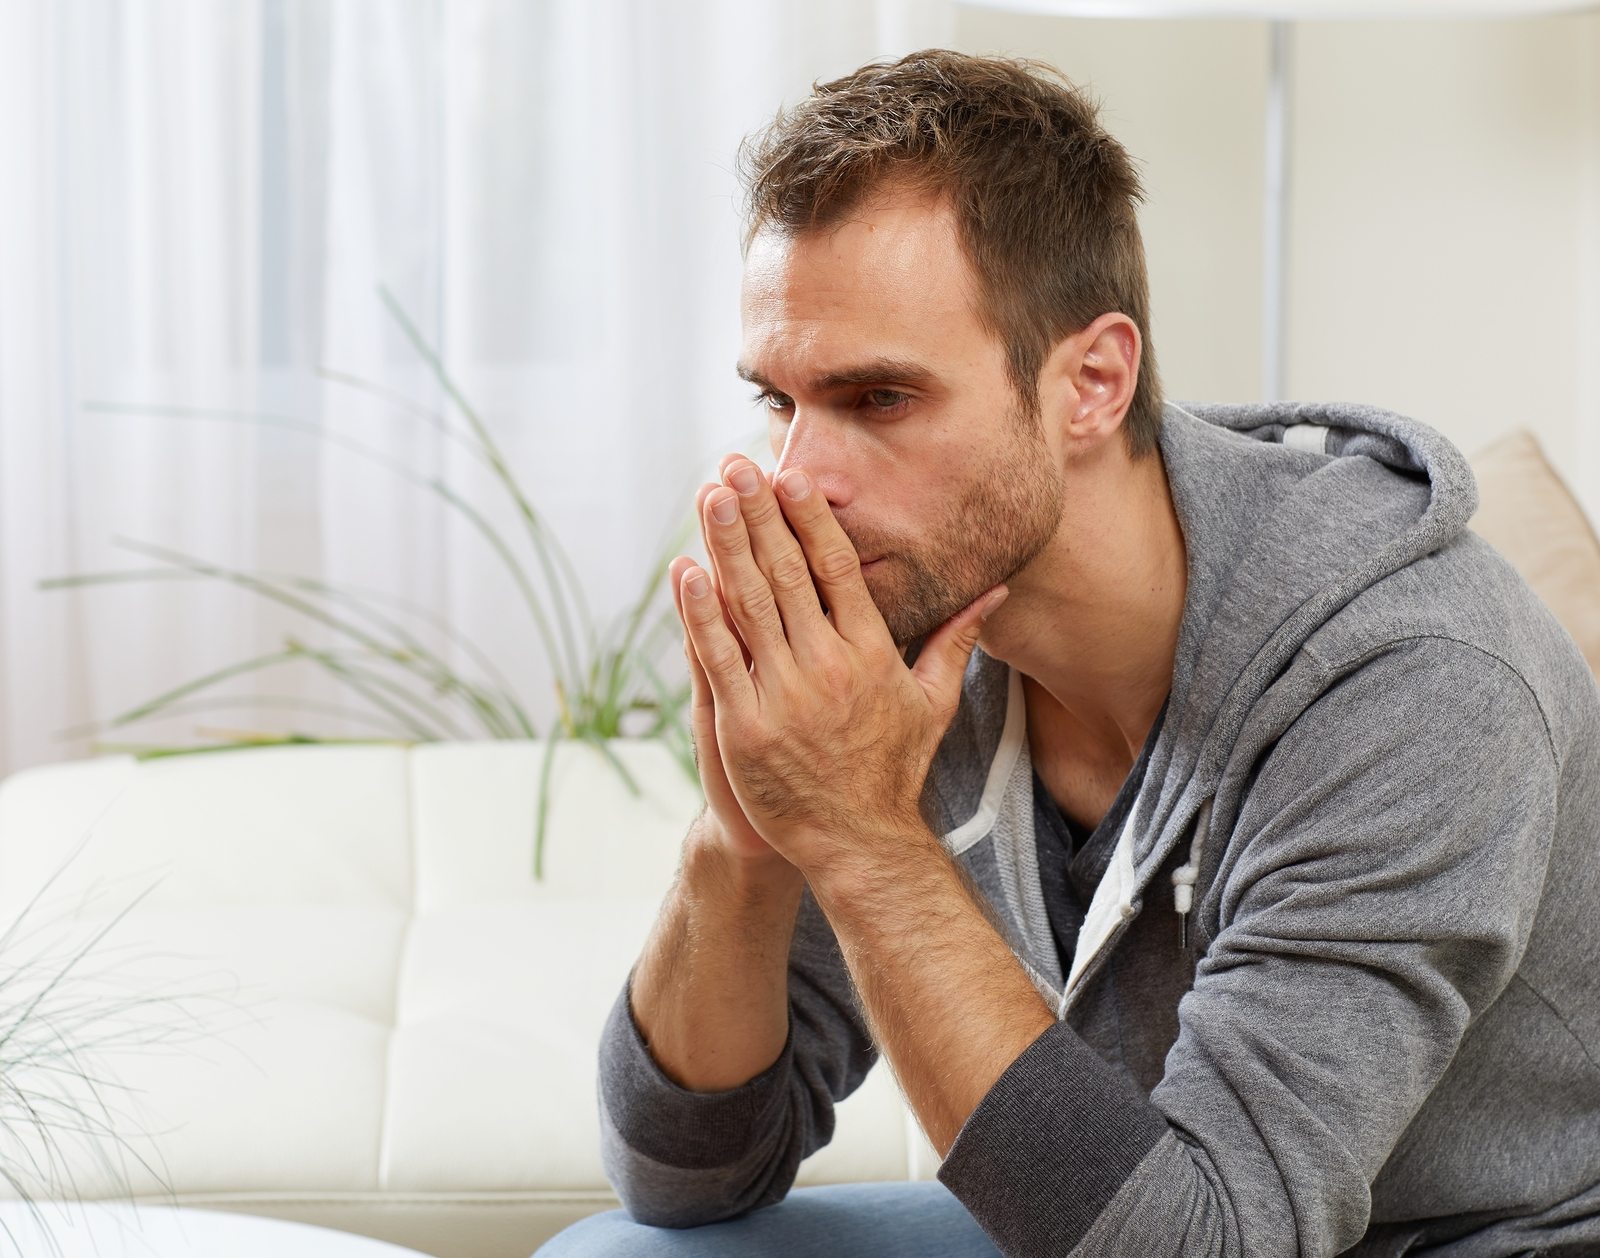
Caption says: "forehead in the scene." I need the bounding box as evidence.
[739,192,988,379]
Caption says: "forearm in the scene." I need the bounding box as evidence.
[629,811,807,1091]
[806,819,1058,1156]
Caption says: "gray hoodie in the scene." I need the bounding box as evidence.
[596,399,1600,1256]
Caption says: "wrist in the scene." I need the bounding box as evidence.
[806,815,942,913]
[687,815,805,907]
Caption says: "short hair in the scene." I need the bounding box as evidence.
[736,48,1163,458]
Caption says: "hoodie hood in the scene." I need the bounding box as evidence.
[919,397,1481,1007]
[1129,398,1478,868]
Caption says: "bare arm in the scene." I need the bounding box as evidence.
[596,809,879,1227]
[628,810,808,1092]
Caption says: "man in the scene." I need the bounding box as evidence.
[538,49,1600,1257]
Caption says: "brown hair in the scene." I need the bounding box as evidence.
[736,48,1163,458]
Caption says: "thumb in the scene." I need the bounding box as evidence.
[911,584,1009,716]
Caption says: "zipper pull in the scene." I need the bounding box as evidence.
[1172,862,1197,952]
[1172,797,1212,954]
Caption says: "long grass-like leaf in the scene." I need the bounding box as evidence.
[100,538,511,739]
[0,883,254,1247]
[54,647,305,739]
[533,734,561,881]
[91,737,411,760]
[285,641,458,739]
[43,565,529,741]
[264,572,535,736]
[252,575,520,738]
[64,694,406,740]
[583,731,641,797]
[636,655,698,783]
[313,366,494,472]
[377,287,593,717]
[605,511,699,688]
[84,403,568,727]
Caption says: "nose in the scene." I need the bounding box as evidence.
[772,409,853,512]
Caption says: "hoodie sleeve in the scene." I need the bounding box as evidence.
[595,879,879,1227]
[935,637,1560,1257]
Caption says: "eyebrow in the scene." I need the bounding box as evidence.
[735,357,938,395]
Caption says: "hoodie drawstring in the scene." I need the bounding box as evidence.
[1172,797,1213,951]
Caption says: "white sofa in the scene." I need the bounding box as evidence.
[0,740,941,1258]
[0,428,1595,1258]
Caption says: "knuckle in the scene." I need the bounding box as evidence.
[703,640,745,676]
[768,550,813,595]
[740,493,781,529]
[729,585,775,629]
[817,654,853,695]
[813,545,861,585]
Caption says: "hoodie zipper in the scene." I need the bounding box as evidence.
[1057,794,1215,1018]
[1057,901,1141,1019]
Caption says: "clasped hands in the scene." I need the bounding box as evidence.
[667,454,1008,885]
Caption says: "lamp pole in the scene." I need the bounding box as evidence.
[1262,19,1292,402]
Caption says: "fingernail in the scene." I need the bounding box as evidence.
[780,470,811,500]
[686,569,710,598]
[728,463,761,496]
[980,589,1009,620]
[711,492,738,524]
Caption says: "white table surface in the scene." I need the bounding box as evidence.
[0,1201,432,1256]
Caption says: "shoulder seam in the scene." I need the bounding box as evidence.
[1303,633,1559,771]
[1512,973,1600,1080]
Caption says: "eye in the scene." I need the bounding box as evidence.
[862,389,911,413]
[750,389,793,413]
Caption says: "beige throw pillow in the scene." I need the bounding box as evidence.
[1467,429,1600,680]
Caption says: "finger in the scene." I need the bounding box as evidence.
[692,484,752,670]
[772,467,892,650]
[716,452,749,480]
[678,560,757,710]
[665,560,710,774]
[708,467,845,632]
[669,556,715,711]
[671,557,722,786]
[720,458,833,654]
[912,585,1008,722]
[703,485,797,681]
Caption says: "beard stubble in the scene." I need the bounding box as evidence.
[868,408,1063,648]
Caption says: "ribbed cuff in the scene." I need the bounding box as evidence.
[597,968,795,1171]
[937,1019,1168,1255]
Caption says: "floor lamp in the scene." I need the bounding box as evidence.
[957,0,1600,402]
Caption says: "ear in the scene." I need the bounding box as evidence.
[1040,312,1141,453]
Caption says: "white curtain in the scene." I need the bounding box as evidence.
[0,0,955,777]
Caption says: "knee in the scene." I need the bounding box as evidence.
[532,1207,694,1257]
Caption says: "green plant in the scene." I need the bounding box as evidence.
[0,824,261,1258]
[42,287,747,880]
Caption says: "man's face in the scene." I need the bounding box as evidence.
[738,190,1063,646]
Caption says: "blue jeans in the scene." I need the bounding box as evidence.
[533,1180,1003,1257]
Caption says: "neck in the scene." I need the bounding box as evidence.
[977,440,1188,768]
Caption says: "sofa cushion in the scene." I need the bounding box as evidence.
[1468,428,1600,677]
[0,741,932,1258]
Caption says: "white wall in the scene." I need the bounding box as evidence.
[949,8,1600,521]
